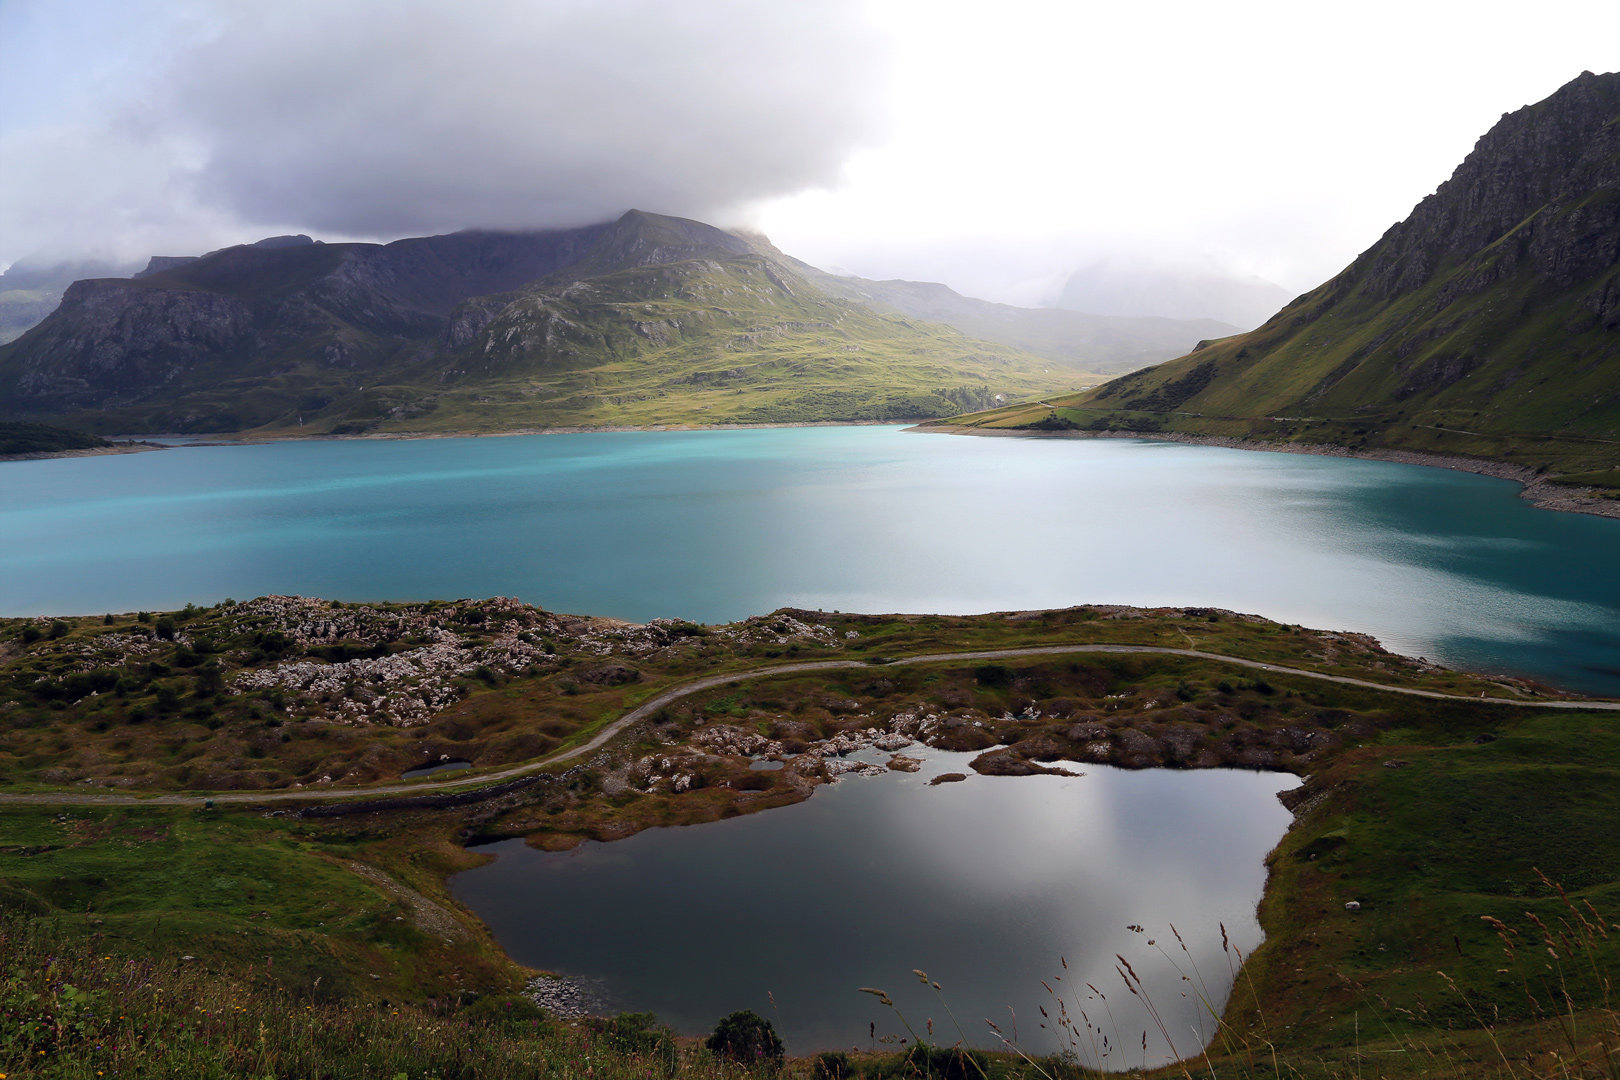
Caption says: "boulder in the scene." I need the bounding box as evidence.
[970,749,1080,777]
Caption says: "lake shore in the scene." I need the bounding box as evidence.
[909,422,1620,519]
[0,420,920,462]
[0,441,166,463]
[19,419,1614,521]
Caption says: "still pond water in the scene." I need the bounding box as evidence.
[3,425,1616,692]
[451,746,1298,1061]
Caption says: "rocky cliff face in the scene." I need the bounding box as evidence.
[1354,69,1620,322]
[8,280,256,409]
[0,224,621,417]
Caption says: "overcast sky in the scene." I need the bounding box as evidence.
[2,0,1616,304]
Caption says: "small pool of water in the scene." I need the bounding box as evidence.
[747,759,785,771]
[402,760,472,779]
[451,746,1298,1065]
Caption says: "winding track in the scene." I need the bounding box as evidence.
[4,644,1614,808]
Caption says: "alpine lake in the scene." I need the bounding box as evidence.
[4,425,1617,1059]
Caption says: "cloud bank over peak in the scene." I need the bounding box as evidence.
[0,0,889,264]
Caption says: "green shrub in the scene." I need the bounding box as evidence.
[1022,411,1079,431]
[973,664,1013,689]
[705,1009,783,1067]
[154,617,176,641]
[591,1012,680,1074]
[21,625,41,643]
[194,661,224,695]
[815,1050,852,1079]
[459,993,551,1034]
[48,620,69,640]
[899,1044,989,1080]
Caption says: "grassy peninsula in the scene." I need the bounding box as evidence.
[2,597,1618,1076]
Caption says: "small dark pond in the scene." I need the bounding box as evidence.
[402,759,472,779]
[451,746,1297,1066]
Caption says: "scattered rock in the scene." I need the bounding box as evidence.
[886,755,922,772]
[823,759,886,779]
[929,772,967,786]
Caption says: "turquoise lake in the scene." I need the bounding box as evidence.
[1,425,1617,693]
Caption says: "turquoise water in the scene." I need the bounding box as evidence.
[2,426,1617,693]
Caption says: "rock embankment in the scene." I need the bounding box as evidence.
[524,974,600,1018]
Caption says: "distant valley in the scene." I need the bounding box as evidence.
[0,213,1235,436]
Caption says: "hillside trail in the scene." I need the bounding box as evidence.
[3,643,1614,808]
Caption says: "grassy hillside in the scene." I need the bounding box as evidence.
[388,253,1087,432]
[940,73,1620,490]
[130,253,1083,435]
[2,598,1618,1075]
[0,421,109,456]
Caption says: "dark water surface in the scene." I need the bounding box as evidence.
[451,748,1298,1062]
[3,426,1615,692]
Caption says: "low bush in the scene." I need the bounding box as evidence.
[706,1009,784,1067]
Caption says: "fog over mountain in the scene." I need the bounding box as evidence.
[4,0,1618,321]
[1055,258,1295,330]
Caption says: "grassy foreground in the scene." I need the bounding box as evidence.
[2,598,1618,1076]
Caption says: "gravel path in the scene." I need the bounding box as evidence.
[3,644,1612,807]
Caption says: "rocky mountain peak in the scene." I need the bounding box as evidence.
[1354,69,1620,307]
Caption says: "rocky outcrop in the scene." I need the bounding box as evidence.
[1355,70,1620,304]
[0,221,623,417]
[4,280,255,411]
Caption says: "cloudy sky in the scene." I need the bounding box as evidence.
[2,0,1616,305]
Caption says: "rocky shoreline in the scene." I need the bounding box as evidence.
[523,974,602,1018]
[908,424,1620,520]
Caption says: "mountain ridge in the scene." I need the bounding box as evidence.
[0,211,1227,434]
[939,70,1620,490]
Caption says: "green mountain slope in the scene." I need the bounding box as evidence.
[0,212,1098,434]
[323,249,1081,431]
[945,71,1620,485]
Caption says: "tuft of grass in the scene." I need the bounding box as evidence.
[0,916,765,1080]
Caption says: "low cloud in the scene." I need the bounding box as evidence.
[1,0,889,264]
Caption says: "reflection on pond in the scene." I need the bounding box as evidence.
[451,747,1298,1064]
